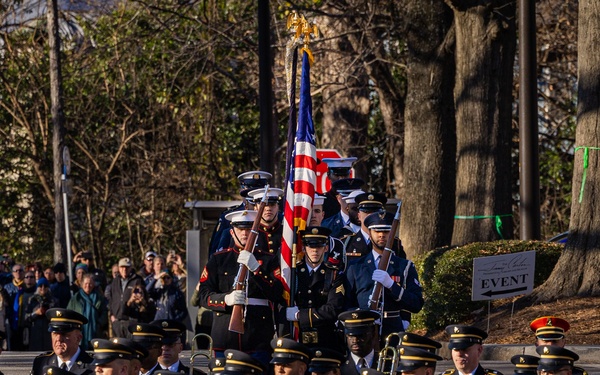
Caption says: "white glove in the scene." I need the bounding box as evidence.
[286,307,299,321]
[372,269,394,289]
[224,290,246,306]
[237,251,260,272]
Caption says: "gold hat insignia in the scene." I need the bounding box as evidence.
[253,174,260,179]
[352,313,358,319]
[242,211,248,216]
[400,348,405,355]
[162,321,168,327]
[93,341,99,348]
[368,194,374,200]
[315,350,322,357]
[543,347,550,354]
[136,325,142,332]
[56,311,62,317]
[454,326,460,333]
[48,369,53,375]
[520,357,525,363]
[403,334,408,341]
[312,228,319,234]
[227,352,233,359]
[112,338,118,343]
[546,318,553,327]
[362,371,368,375]
[277,339,283,347]
[215,359,222,366]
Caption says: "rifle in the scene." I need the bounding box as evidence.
[228,185,270,334]
[368,201,402,311]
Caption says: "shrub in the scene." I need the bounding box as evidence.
[411,240,563,331]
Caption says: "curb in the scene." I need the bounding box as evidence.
[437,343,598,364]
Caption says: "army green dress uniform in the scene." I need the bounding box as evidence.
[31,309,93,375]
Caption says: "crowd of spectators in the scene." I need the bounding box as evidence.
[0,249,188,351]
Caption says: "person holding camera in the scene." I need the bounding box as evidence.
[67,274,108,350]
[107,258,151,337]
[25,277,58,351]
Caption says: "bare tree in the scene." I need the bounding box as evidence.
[535,0,600,299]
[447,0,516,245]
[401,0,456,258]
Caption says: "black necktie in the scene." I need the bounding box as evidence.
[359,358,367,369]
[60,363,67,370]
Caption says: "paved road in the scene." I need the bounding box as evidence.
[2,351,600,375]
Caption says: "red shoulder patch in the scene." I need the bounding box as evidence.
[199,266,209,283]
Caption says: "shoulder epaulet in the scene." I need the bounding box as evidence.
[442,369,455,375]
[339,231,357,241]
[36,351,54,358]
[484,369,503,375]
[573,366,588,375]
[215,247,234,254]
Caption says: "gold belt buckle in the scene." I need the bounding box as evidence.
[301,331,318,344]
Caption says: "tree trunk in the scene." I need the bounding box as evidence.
[317,14,371,181]
[535,0,600,300]
[448,0,516,245]
[47,0,67,264]
[401,0,456,258]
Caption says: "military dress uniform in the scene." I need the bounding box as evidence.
[320,160,359,219]
[443,325,502,375]
[288,228,346,352]
[536,346,587,375]
[338,310,380,375]
[345,250,423,337]
[199,229,284,354]
[31,309,93,375]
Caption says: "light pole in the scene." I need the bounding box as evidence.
[62,146,74,288]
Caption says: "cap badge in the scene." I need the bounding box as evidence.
[56,311,62,317]
[546,318,553,327]
[368,194,374,200]
[520,357,525,363]
[277,339,283,347]
[352,313,358,319]
[362,371,368,375]
[543,347,550,354]
[454,326,460,333]
[136,325,142,332]
[403,334,408,341]
[162,321,168,328]
[242,211,248,216]
[215,359,222,366]
[227,352,233,359]
[93,341,99,348]
[252,173,260,179]
[312,228,319,234]
[112,338,118,343]
[315,350,322,357]
[400,348,405,355]
[48,369,53,375]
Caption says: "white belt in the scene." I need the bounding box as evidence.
[247,298,269,306]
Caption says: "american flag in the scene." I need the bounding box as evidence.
[281,50,317,303]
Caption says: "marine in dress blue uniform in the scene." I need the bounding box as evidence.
[199,210,284,367]
[284,227,346,353]
[208,171,272,255]
[246,188,284,256]
[345,212,423,339]
[321,157,358,219]
[30,308,93,375]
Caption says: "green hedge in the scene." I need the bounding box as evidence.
[411,240,563,331]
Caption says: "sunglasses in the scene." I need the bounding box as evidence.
[13,269,24,272]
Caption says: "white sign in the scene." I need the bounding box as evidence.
[471,251,535,301]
